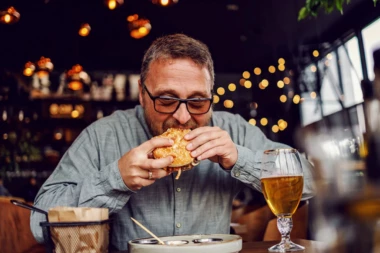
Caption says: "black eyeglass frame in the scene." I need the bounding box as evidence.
[142,84,214,115]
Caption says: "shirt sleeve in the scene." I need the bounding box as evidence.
[30,126,134,243]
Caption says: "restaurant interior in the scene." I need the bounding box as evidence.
[1,0,380,252]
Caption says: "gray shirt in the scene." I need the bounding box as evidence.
[30,105,314,250]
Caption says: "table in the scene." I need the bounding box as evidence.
[241,239,325,253]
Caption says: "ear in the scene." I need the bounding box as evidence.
[138,79,144,107]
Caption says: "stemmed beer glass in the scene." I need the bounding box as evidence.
[260,149,305,252]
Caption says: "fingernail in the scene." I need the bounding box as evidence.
[191,150,197,157]
[187,143,193,150]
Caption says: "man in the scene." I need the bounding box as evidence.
[31,33,314,250]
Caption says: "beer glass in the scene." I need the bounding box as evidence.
[260,149,304,252]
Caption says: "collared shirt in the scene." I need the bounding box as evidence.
[30,105,314,250]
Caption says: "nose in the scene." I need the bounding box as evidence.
[172,102,191,124]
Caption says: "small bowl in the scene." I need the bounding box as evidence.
[193,238,223,243]
[164,240,189,245]
[130,239,159,244]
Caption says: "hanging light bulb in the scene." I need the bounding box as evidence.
[23,62,36,77]
[127,14,151,39]
[152,0,179,7]
[79,23,91,37]
[66,64,91,92]
[0,7,20,24]
[105,0,124,10]
[37,57,54,78]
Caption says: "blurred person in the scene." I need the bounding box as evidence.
[0,176,11,197]
[23,177,40,203]
[30,33,315,250]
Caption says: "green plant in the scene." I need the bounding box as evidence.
[298,0,378,20]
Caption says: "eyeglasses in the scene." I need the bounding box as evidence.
[142,84,213,115]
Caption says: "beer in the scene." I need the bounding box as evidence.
[261,175,303,216]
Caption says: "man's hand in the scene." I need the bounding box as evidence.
[118,137,174,191]
[184,126,238,170]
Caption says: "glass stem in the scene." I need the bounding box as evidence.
[277,215,292,248]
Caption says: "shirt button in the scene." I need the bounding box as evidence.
[176,187,181,192]
[176,223,181,228]
[234,171,240,177]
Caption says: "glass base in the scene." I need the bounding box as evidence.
[268,241,305,252]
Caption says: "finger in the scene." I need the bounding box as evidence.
[184,126,213,140]
[141,156,173,170]
[191,139,224,159]
[187,128,222,151]
[140,137,174,154]
[146,167,170,179]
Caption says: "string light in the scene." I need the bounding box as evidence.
[253,67,261,75]
[248,119,256,126]
[278,120,288,131]
[242,71,250,79]
[280,95,287,103]
[228,83,236,91]
[217,87,225,95]
[283,77,290,85]
[278,58,285,65]
[152,0,179,6]
[213,94,220,103]
[260,118,268,126]
[310,92,317,99]
[268,65,276,73]
[293,94,301,104]
[244,80,252,88]
[272,125,279,133]
[277,80,284,88]
[261,79,269,87]
[278,64,285,71]
[223,100,234,108]
[312,50,319,57]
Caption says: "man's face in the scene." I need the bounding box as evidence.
[139,58,213,136]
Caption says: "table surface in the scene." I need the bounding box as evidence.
[241,239,325,253]
[112,239,325,253]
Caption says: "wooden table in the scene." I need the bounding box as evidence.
[241,239,325,253]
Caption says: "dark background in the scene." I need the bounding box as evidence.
[1,0,379,73]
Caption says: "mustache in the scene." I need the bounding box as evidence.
[163,119,198,130]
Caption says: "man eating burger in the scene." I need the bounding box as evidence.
[30,33,315,251]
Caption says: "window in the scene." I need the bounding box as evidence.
[319,52,343,116]
[338,36,364,107]
[362,17,380,81]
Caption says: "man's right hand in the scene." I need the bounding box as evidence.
[118,137,174,191]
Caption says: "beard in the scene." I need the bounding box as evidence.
[144,111,211,137]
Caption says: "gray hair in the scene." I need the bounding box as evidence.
[140,33,215,87]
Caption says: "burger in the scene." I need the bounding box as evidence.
[152,128,199,179]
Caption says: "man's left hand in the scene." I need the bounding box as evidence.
[184,126,238,170]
